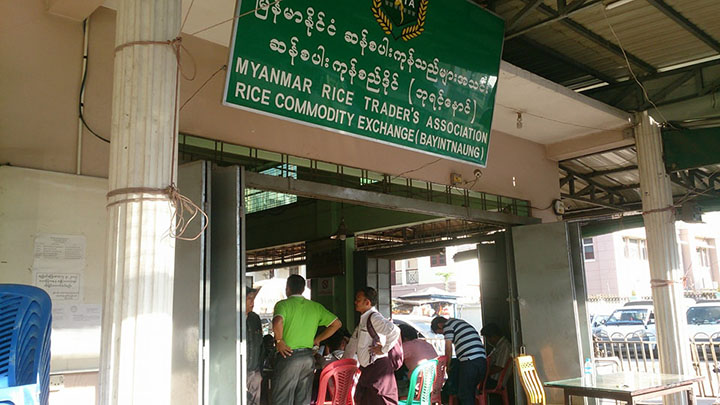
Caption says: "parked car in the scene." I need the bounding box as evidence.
[594,304,657,356]
[590,314,610,335]
[594,304,655,340]
[686,301,720,342]
[392,314,446,354]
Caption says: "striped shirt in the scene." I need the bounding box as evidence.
[443,318,486,362]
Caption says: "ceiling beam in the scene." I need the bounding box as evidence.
[608,183,640,191]
[584,58,720,95]
[507,0,545,30]
[507,2,657,73]
[649,71,695,103]
[514,37,618,85]
[245,172,540,226]
[561,193,626,211]
[505,0,603,39]
[566,0,589,12]
[606,70,720,111]
[645,0,720,54]
[637,70,695,110]
[560,164,628,202]
[557,0,567,14]
[558,16,657,74]
[669,172,720,198]
[587,165,639,177]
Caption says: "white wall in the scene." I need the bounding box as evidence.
[0,166,107,372]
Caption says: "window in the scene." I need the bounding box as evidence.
[245,165,298,213]
[406,269,419,284]
[582,238,595,261]
[430,253,446,267]
[391,261,402,286]
[606,309,649,325]
[687,306,720,325]
[624,238,647,261]
[697,247,711,267]
[405,259,419,285]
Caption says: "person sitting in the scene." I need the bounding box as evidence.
[312,328,351,404]
[480,323,512,390]
[399,324,437,376]
[396,324,437,396]
[317,328,350,369]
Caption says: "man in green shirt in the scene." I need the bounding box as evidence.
[272,275,342,405]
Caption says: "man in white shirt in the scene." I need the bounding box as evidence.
[344,287,402,405]
[480,323,512,389]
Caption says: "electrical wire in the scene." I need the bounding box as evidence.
[79,19,110,144]
[189,0,284,37]
[180,0,197,33]
[498,103,625,132]
[180,65,227,111]
[529,201,555,211]
[600,7,676,129]
[389,158,443,181]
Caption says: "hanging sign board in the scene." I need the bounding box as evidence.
[223,0,504,167]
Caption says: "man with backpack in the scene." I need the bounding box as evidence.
[344,287,403,405]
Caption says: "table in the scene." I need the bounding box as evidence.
[544,372,703,405]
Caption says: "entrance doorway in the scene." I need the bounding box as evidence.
[171,138,543,405]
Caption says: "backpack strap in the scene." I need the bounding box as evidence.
[366,311,380,343]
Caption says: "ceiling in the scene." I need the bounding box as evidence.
[155,0,720,128]
[102,0,720,220]
[493,0,720,219]
[498,0,720,127]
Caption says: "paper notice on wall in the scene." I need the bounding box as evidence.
[52,303,102,329]
[33,271,83,302]
[33,234,86,270]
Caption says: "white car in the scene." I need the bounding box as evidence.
[594,304,657,357]
[686,302,720,342]
[595,304,655,341]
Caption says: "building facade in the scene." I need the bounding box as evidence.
[584,216,720,298]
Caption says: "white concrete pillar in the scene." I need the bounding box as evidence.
[636,111,691,404]
[100,1,181,404]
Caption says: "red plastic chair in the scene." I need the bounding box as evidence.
[315,358,360,405]
[476,357,513,405]
[431,356,448,404]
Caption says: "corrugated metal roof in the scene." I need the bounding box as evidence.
[572,1,716,69]
[492,0,720,219]
[501,0,720,94]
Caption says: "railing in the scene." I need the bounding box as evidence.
[593,332,720,398]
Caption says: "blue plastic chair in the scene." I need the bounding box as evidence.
[0,285,52,405]
[403,359,438,405]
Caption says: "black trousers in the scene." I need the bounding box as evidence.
[272,349,314,405]
[443,358,487,405]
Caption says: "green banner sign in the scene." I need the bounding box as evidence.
[224,0,504,166]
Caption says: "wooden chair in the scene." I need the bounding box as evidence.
[515,354,545,405]
[315,358,360,405]
[475,356,513,405]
